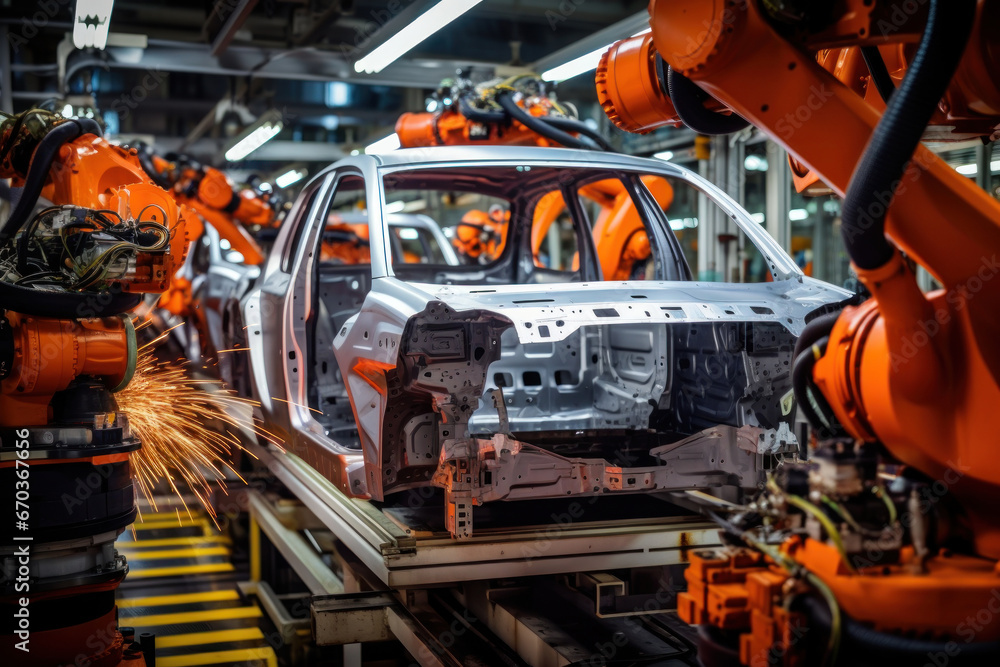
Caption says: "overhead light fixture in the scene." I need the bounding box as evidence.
[750,212,765,223]
[541,29,651,83]
[224,110,283,162]
[789,208,809,221]
[955,161,1000,175]
[365,133,400,154]
[653,151,674,161]
[385,201,407,214]
[74,0,114,50]
[354,0,484,74]
[275,168,307,189]
[744,154,769,171]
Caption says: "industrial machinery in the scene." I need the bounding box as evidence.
[396,74,672,279]
[0,108,194,666]
[136,148,276,316]
[596,0,1000,663]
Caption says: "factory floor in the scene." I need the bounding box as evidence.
[116,496,278,667]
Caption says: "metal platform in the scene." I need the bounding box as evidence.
[250,441,721,588]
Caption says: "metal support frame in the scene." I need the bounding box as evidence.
[312,592,396,645]
[765,140,792,252]
[0,26,12,114]
[976,142,993,192]
[247,490,345,596]
[209,0,260,56]
[248,440,720,588]
[239,580,312,646]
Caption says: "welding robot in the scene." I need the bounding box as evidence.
[134,147,277,319]
[596,0,1000,664]
[396,73,673,278]
[0,109,197,666]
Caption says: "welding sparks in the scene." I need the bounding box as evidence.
[115,346,282,526]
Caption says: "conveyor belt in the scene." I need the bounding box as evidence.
[116,505,278,667]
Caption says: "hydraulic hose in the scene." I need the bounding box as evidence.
[796,595,1000,665]
[137,146,172,190]
[792,337,842,436]
[458,95,507,124]
[840,0,976,270]
[495,91,592,150]
[666,66,750,135]
[0,281,142,318]
[860,46,896,104]
[541,116,615,151]
[0,118,102,247]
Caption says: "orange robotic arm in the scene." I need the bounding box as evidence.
[598,0,1000,661]
[530,176,673,280]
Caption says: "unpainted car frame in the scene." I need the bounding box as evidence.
[243,146,851,538]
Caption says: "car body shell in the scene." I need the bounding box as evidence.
[242,146,851,536]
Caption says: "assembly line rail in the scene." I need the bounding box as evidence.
[248,440,721,588]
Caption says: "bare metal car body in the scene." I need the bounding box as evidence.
[243,147,850,537]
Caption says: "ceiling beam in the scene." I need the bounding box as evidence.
[209,0,260,56]
[65,38,487,89]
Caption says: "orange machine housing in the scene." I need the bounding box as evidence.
[397,97,569,148]
[1,133,194,294]
[597,0,1000,653]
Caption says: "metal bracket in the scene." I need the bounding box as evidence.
[311,592,397,645]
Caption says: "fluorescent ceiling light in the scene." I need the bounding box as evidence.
[74,0,114,50]
[224,110,283,162]
[541,28,651,83]
[750,212,765,224]
[955,161,1000,175]
[275,168,307,189]
[653,151,674,161]
[789,208,809,221]
[744,154,769,171]
[365,133,400,154]
[385,200,407,213]
[354,0,484,74]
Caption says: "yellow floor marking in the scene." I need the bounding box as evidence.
[156,627,265,649]
[132,519,210,530]
[157,647,277,667]
[118,546,230,560]
[117,536,232,548]
[125,605,261,627]
[117,590,240,609]
[126,563,234,579]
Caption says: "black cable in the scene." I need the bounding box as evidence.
[495,91,592,150]
[859,46,896,104]
[841,0,976,270]
[0,118,102,248]
[458,95,507,123]
[136,146,172,189]
[666,66,750,135]
[541,116,615,151]
[795,595,1000,664]
[0,281,141,318]
[792,338,843,437]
